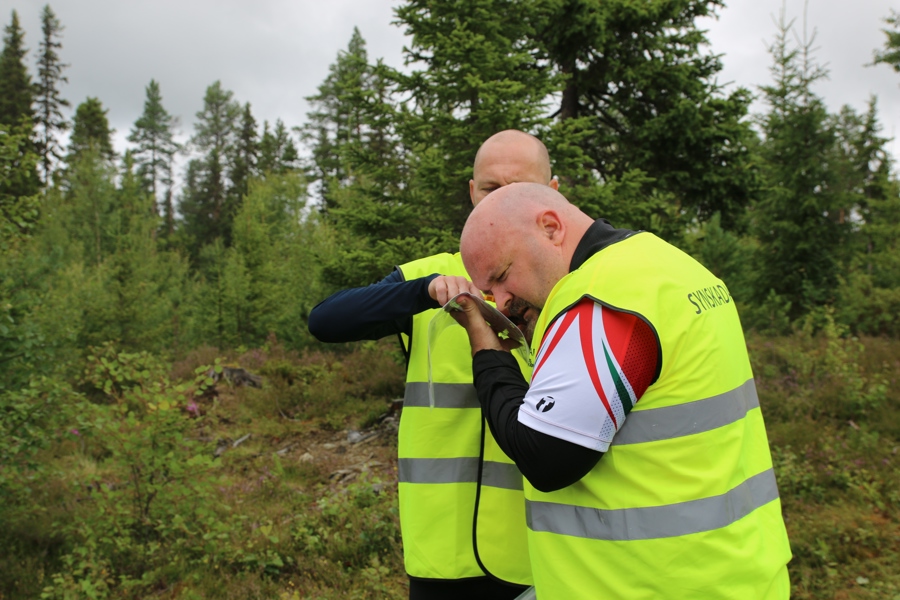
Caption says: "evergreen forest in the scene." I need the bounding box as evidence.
[1,2,899,598]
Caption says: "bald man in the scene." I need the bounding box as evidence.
[308,131,556,600]
[454,183,791,599]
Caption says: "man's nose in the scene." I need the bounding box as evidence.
[492,290,512,314]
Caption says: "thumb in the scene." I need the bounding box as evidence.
[456,294,491,326]
[455,293,477,313]
[452,293,503,354]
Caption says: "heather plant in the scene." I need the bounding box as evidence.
[748,328,900,599]
[286,474,403,598]
[254,339,403,427]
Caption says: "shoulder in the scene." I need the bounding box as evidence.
[399,252,465,279]
[535,298,659,392]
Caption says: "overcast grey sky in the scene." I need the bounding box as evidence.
[9,0,900,164]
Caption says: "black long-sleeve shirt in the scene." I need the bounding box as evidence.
[473,350,604,491]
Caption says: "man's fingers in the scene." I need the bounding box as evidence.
[455,295,504,354]
[429,276,484,306]
[460,279,483,297]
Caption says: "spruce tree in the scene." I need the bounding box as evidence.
[229,102,258,206]
[178,81,240,258]
[67,97,115,162]
[531,0,756,233]
[128,79,180,220]
[304,29,422,287]
[258,119,298,175]
[0,10,40,205]
[0,10,34,128]
[34,4,68,184]
[395,0,558,235]
[873,9,900,72]
[832,105,900,334]
[303,27,373,212]
[752,11,845,319]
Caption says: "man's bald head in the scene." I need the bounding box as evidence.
[460,183,594,337]
[469,130,557,205]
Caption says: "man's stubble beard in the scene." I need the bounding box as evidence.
[509,297,541,346]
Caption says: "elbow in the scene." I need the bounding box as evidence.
[306,308,332,343]
[527,476,568,494]
[521,466,578,493]
[520,452,601,493]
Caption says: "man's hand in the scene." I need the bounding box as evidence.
[451,294,508,355]
[428,275,483,307]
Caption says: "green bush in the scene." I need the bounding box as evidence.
[835,271,900,337]
[750,310,887,424]
[0,376,75,502]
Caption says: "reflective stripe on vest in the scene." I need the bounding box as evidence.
[527,467,778,541]
[403,382,479,409]
[613,378,759,446]
[399,458,524,490]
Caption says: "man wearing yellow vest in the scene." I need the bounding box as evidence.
[308,131,558,600]
[452,183,792,599]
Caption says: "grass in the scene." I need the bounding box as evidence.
[1,331,898,599]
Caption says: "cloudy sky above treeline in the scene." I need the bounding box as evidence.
[10,0,900,163]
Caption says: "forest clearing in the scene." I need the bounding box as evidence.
[3,1,900,598]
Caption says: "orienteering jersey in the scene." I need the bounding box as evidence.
[520,298,659,452]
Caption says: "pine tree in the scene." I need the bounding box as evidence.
[34,4,69,184]
[752,10,845,319]
[67,97,115,162]
[178,81,240,257]
[128,79,180,221]
[0,10,34,128]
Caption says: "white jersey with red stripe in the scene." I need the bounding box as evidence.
[519,298,658,452]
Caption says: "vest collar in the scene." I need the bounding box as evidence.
[569,219,637,272]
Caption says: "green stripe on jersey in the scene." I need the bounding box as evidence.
[603,340,634,414]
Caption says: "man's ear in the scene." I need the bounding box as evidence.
[538,210,564,246]
[549,177,559,192]
[469,179,476,205]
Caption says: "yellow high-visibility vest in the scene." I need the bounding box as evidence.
[398,252,532,584]
[525,233,791,599]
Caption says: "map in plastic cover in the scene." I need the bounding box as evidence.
[427,292,533,408]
